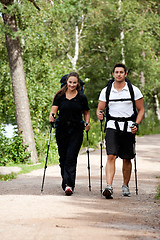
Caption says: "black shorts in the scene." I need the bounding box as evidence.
[105,128,135,160]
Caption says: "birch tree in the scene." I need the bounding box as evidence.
[118,0,125,64]
[67,14,85,71]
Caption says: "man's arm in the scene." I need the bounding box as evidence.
[135,98,145,125]
[96,101,106,120]
[131,98,144,134]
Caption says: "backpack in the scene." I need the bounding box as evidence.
[60,74,85,93]
[105,78,137,132]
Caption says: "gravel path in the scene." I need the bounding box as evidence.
[0,134,160,240]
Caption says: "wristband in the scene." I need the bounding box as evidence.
[131,122,139,129]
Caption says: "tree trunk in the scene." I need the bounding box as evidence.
[67,24,79,71]
[154,94,160,120]
[2,6,38,163]
[119,0,125,64]
[67,15,85,71]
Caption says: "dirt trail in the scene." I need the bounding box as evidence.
[0,134,160,240]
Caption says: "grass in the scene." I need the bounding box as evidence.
[157,185,160,200]
[0,172,17,181]
[18,162,44,174]
[156,177,160,201]
[0,161,53,181]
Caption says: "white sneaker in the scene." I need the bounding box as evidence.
[65,186,73,196]
[122,185,131,197]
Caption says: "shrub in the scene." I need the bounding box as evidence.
[0,126,31,166]
[138,110,160,136]
[34,126,59,165]
[82,118,105,149]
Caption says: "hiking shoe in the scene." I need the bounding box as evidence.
[103,185,113,199]
[65,186,73,196]
[122,184,131,197]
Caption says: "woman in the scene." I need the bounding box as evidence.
[49,72,90,196]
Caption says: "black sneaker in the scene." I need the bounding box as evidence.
[103,185,113,199]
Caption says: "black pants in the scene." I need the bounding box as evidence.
[56,126,83,191]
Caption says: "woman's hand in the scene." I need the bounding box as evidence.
[85,122,90,132]
[49,113,55,123]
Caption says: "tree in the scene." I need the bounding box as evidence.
[0,0,159,136]
[0,0,38,163]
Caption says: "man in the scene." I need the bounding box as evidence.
[97,63,144,199]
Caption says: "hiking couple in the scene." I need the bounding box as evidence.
[49,64,145,198]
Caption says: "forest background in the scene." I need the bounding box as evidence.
[0,0,160,175]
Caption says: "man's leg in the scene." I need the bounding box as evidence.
[122,159,132,196]
[106,155,117,185]
[122,159,132,186]
[104,128,118,199]
[103,154,116,199]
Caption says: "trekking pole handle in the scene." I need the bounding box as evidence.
[52,113,56,118]
[50,113,56,127]
[99,110,104,122]
[85,122,90,132]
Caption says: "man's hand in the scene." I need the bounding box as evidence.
[130,122,138,134]
[97,110,104,121]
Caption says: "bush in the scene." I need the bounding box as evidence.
[138,110,160,136]
[0,126,31,166]
[0,126,10,166]
[34,126,59,165]
[82,118,105,149]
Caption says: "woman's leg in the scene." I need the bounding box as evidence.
[56,128,69,190]
[63,130,83,190]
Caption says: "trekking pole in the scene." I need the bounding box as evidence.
[100,119,103,194]
[86,129,91,191]
[134,139,138,195]
[41,114,55,193]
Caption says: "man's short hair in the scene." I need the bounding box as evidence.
[113,63,127,74]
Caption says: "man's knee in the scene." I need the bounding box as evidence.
[123,159,132,165]
[107,155,117,162]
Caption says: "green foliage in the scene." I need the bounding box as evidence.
[0,127,31,166]
[138,110,160,135]
[156,182,160,200]
[0,126,10,166]
[8,130,31,164]
[35,126,59,165]
[82,118,104,149]
[157,189,160,200]
[156,176,160,201]
[0,172,17,181]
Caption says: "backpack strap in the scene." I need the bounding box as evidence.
[105,78,137,132]
[105,79,114,117]
[106,79,114,103]
[125,78,137,116]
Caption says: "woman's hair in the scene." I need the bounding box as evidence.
[53,72,81,101]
